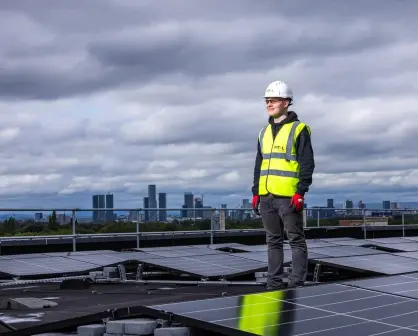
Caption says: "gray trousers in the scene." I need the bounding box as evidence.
[259,194,308,286]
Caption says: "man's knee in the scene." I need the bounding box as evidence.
[266,233,284,246]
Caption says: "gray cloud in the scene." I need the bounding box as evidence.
[0,0,418,209]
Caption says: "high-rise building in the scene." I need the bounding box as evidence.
[148,184,157,221]
[195,197,203,218]
[105,193,114,221]
[143,196,149,221]
[92,195,99,221]
[92,193,114,222]
[158,193,167,222]
[383,201,390,209]
[184,192,194,218]
[242,199,250,209]
[327,199,334,208]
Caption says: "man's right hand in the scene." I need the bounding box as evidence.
[252,195,260,216]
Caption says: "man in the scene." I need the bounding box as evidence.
[251,80,315,290]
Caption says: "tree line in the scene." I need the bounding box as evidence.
[0,211,417,236]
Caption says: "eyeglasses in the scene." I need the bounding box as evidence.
[265,99,279,104]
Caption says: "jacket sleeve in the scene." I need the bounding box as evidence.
[251,139,263,196]
[295,126,315,196]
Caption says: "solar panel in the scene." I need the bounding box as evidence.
[234,250,327,264]
[43,250,119,257]
[328,239,370,247]
[144,247,226,258]
[311,254,418,275]
[0,253,54,259]
[305,239,339,248]
[137,245,204,252]
[394,252,418,260]
[366,237,408,244]
[319,237,357,242]
[233,245,268,252]
[63,251,163,266]
[366,242,418,252]
[142,253,267,279]
[402,237,418,242]
[207,243,248,251]
[143,283,418,335]
[0,256,100,277]
[309,246,384,258]
[344,273,418,300]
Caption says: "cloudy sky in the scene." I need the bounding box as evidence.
[0,0,417,211]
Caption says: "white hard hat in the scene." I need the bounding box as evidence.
[264,80,293,102]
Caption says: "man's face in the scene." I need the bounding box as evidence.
[265,98,289,117]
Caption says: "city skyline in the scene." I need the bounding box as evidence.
[1,2,418,209]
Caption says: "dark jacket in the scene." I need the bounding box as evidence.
[251,111,315,197]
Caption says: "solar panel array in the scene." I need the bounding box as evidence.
[4,236,418,279]
[144,282,418,335]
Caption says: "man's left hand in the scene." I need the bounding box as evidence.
[290,193,304,212]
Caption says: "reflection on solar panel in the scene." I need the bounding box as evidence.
[143,253,267,278]
[311,254,418,275]
[144,283,418,335]
[0,256,100,277]
[344,273,418,299]
[309,246,384,258]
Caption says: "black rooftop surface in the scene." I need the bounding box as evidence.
[0,282,265,335]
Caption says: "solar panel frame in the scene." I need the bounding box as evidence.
[142,253,267,278]
[310,254,418,275]
[143,283,418,336]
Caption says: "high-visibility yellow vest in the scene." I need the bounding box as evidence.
[258,121,310,197]
[237,291,285,335]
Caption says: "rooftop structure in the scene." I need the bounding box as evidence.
[2,236,418,334]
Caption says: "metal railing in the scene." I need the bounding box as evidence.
[0,207,417,251]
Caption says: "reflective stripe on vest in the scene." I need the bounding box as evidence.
[258,121,309,197]
[237,291,285,335]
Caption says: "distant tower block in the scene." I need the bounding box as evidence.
[219,208,226,231]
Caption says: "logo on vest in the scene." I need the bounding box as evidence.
[273,145,285,151]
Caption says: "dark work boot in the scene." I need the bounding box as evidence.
[266,281,288,291]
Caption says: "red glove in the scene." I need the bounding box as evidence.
[252,195,260,216]
[290,193,304,212]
